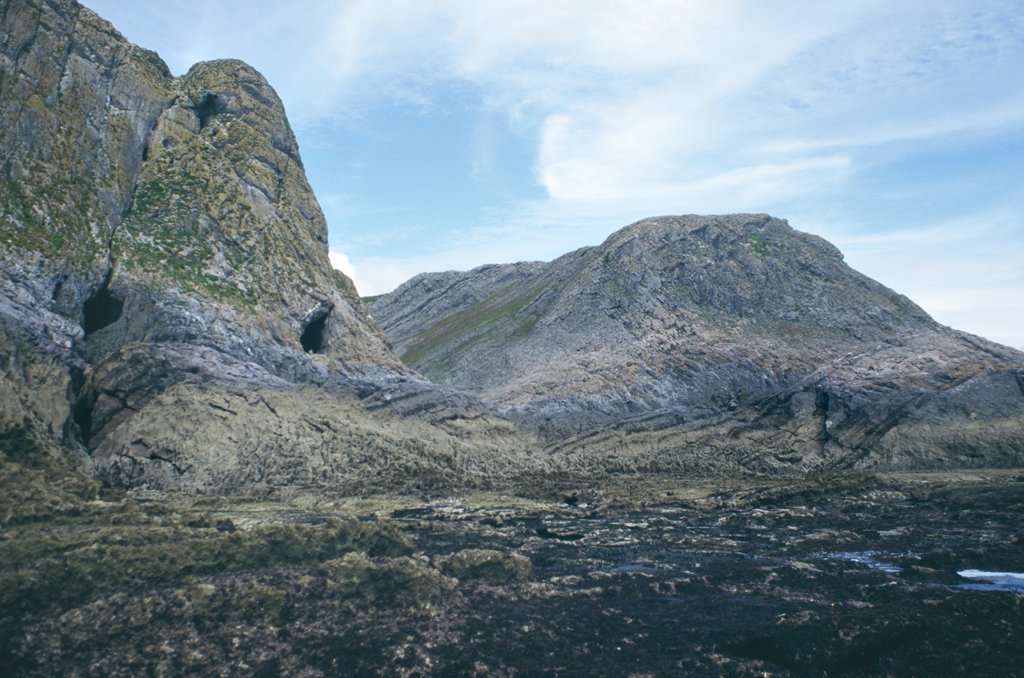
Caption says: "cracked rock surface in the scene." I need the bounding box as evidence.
[0,0,537,493]
[373,214,1024,473]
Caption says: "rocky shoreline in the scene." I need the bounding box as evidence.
[2,2,1022,674]
[3,465,1021,676]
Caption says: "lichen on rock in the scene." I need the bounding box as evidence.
[0,0,536,494]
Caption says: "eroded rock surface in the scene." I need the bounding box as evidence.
[373,214,1024,473]
[0,0,535,492]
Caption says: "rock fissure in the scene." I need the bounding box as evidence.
[208,402,237,416]
[145,451,188,475]
[259,398,279,417]
[100,388,139,413]
[72,388,96,447]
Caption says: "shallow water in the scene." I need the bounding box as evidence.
[954,569,1024,592]
[817,550,905,573]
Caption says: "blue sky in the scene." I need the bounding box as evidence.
[83,0,1024,349]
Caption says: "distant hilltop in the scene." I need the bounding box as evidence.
[373,214,1024,474]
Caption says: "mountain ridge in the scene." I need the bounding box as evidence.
[372,214,1024,474]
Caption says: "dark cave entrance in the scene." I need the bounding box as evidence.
[73,390,96,447]
[82,282,123,336]
[301,310,331,354]
[192,93,226,130]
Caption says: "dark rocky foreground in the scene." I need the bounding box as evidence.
[3,465,1022,676]
[2,3,1022,675]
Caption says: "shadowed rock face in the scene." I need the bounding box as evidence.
[0,0,535,492]
[373,214,1024,474]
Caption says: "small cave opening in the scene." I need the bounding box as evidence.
[300,310,331,354]
[192,92,226,130]
[82,282,123,336]
[73,390,96,447]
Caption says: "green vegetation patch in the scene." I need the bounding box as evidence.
[749,232,771,255]
[436,548,532,585]
[0,463,100,527]
[0,459,455,675]
[0,455,414,623]
[1,179,105,268]
[401,285,543,366]
[0,512,411,619]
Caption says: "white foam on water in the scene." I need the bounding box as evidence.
[955,570,1024,592]
[957,570,1024,582]
[818,550,903,573]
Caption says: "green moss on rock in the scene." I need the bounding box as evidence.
[435,548,532,585]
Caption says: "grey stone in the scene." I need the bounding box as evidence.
[0,0,538,493]
[373,214,1024,473]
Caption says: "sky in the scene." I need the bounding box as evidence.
[82,0,1024,349]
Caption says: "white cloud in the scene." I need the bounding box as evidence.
[82,0,1024,347]
[819,210,1024,350]
[328,249,358,281]
[331,250,437,298]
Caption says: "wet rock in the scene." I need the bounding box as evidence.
[788,561,821,573]
[878,526,910,537]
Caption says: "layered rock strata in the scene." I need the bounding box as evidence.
[0,0,534,493]
[373,214,1024,473]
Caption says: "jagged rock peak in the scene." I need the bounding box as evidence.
[0,0,535,493]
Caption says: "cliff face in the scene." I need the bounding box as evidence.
[1,0,171,269]
[373,214,1024,474]
[3,1,1020,489]
[0,0,535,493]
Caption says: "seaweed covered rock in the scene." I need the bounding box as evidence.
[0,478,454,676]
[0,0,535,493]
[436,548,532,585]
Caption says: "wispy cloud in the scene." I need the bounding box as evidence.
[83,0,1024,347]
[816,208,1024,349]
[760,98,1024,155]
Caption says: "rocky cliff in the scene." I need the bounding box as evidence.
[0,0,535,493]
[373,214,1024,474]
